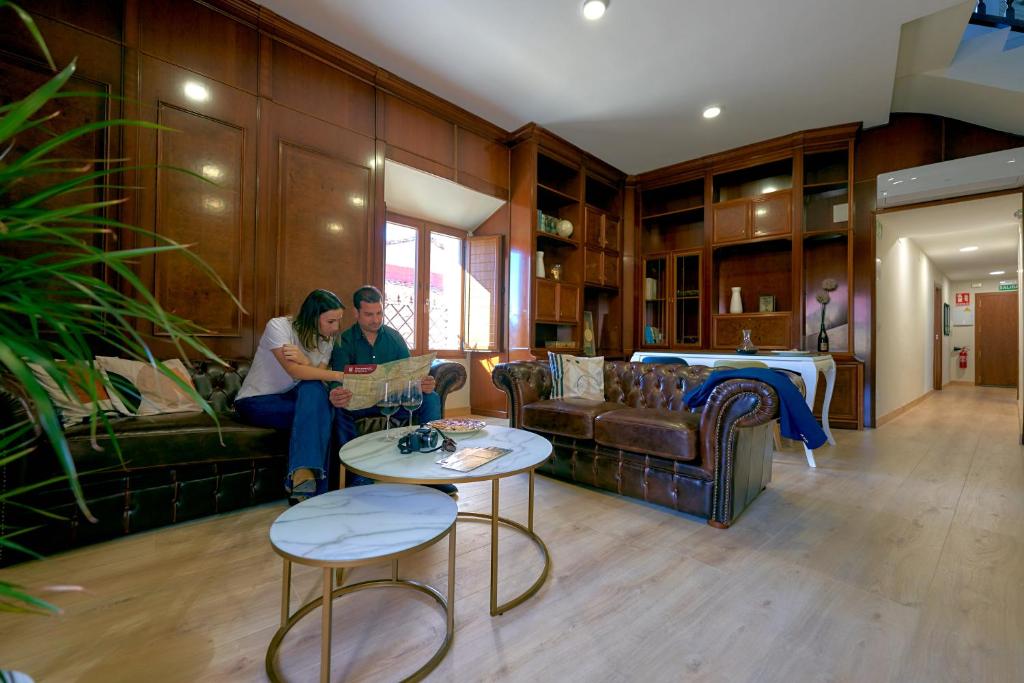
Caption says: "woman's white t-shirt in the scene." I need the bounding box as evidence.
[235,316,334,401]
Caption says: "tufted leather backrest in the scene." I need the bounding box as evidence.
[187,358,251,413]
[603,361,716,413]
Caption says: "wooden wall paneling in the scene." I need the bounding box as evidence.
[268,39,374,136]
[854,114,942,182]
[508,141,537,357]
[0,17,123,262]
[457,127,510,191]
[137,0,258,93]
[942,118,1024,161]
[791,152,804,349]
[380,93,455,171]
[23,0,123,41]
[136,55,257,357]
[711,313,792,349]
[258,101,375,325]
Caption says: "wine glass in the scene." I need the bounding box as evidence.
[401,379,423,433]
[376,381,401,441]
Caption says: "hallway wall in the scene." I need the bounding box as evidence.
[876,232,951,420]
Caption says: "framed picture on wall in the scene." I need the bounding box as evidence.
[943,302,950,336]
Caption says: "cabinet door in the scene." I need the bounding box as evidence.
[751,191,791,238]
[558,284,580,323]
[813,361,863,429]
[604,217,620,252]
[535,278,559,321]
[585,206,604,248]
[712,199,749,244]
[584,246,603,285]
[602,252,620,288]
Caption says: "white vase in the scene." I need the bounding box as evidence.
[729,286,743,314]
[536,251,546,278]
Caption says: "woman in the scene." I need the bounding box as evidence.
[234,289,352,502]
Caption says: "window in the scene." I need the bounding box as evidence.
[383,214,502,355]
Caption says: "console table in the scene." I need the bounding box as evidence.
[630,350,836,467]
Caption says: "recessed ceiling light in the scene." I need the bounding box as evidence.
[183,81,210,102]
[990,270,1005,275]
[582,0,607,20]
[702,106,721,119]
[959,246,979,252]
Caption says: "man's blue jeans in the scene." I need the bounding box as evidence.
[337,391,442,442]
[235,380,347,495]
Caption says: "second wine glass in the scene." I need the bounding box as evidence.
[401,379,423,432]
[377,380,401,441]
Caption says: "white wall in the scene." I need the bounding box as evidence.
[876,232,951,420]
[948,278,1011,383]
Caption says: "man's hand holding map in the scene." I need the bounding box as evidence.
[339,353,436,410]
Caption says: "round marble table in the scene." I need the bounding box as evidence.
[340,425,552,616]
[265,484,457,683]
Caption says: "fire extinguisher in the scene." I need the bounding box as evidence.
[959,347,969,369]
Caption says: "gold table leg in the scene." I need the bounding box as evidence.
[457,469,551,616]
[321,567,332,683]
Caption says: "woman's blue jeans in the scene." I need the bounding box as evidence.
[234,382,442,494]
[235,380,343,494]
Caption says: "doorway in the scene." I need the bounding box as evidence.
[975,291,1019,387]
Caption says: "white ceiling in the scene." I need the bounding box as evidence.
[256,0,963,174]
[878,194,1023,281]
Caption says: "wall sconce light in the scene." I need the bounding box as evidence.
[183,81,210,102]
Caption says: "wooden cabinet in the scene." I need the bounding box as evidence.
[535,279,579,323]
[711,312,792,350]
[813,357,863,429]
[510,129,624,357]
[712,190,792,244]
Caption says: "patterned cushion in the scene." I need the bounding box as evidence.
[548,353,605,400]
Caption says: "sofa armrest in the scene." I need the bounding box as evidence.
[491,360,551,427]
[698,378,781,473]
[430,360,467,410]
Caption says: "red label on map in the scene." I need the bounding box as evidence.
[344,364,377,374]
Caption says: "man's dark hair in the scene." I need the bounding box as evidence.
[353,285,383,311]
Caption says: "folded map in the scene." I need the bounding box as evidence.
[341,353,436,410]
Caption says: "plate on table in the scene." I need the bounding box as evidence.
[427,418,487,437]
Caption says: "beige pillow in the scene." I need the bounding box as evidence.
[95,357,199,415]
[548,353,605,401]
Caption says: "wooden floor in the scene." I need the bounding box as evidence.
[2,385,1023,682]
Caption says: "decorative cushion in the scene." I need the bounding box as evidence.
[548,353,604,400]
[594,408,701,462]
[30,362,117,426]
[95,357,199,416]
[522,399,625,439]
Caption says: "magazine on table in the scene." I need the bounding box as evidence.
[435,446,512,472]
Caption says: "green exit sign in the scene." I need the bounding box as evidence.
[999,282,1018,291]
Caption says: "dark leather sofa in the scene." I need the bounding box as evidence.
[0,358,466,566]
[492,360,801,528]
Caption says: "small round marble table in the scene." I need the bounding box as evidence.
[339,425,552,616]
[265,484,457,683]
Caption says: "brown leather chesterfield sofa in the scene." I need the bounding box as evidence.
[492,360,801,528]
[0,358,466,566]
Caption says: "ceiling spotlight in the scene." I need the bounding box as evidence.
[582,0,607,20]
[990,270,1006,275]
[959,246,979,252]
[702,106,721,119]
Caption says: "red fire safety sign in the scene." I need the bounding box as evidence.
[955,292,970,305]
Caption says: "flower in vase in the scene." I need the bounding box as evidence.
[822,278,838,292]
[815,291,830,306]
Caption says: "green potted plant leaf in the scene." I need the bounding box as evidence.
[0,0,240,634]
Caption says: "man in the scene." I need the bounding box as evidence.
[329,285,455,494]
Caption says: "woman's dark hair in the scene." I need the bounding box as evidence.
[293,289,344,351]
[352,285,383,311]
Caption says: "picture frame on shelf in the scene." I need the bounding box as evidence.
[582,311,596,356]
[758,295,776,312]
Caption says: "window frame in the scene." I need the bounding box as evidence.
[384,211,466,358]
